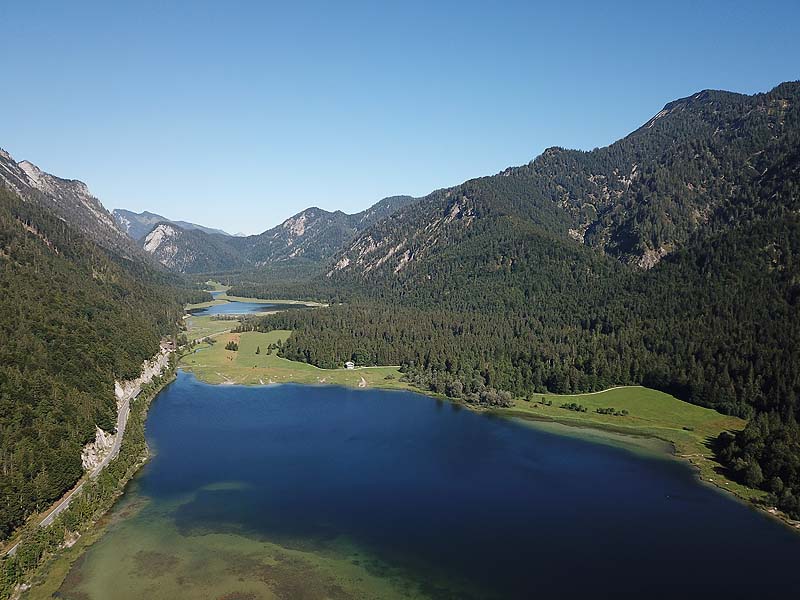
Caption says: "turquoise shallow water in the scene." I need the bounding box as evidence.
[59,372,800,599]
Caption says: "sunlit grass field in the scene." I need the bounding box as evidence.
[182,315,238,342]
[180,329,409,390]
[500,387,756,500]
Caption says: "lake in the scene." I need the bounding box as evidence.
[58,372,800,599]
[189,293,310,316]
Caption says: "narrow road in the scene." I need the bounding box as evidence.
[5,386,140,556]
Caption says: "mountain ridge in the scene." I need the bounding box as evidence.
[229,81,800,519]
[0,149,138,259]
[325,81,799,280]
[113,208,231,240]
[138,196,418,273]
[0,174,202,541]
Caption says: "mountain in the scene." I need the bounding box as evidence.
[0,173,206,540]
[329,83,799,278]
[141,222,244,273]
[0,150,138,258]
[242,202,414,265]
[140,196,417,273]
[112,208,231,240]
[233,81,800,518]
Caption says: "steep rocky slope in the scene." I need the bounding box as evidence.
[0,179,194,539]
[0,149,138,258]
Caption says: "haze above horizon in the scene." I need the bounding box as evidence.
[1,0,798,234]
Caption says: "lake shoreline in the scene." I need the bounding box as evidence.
[181,359,800,536]
[496,407,800,534]
[17,369,177,600]
[180,288,800,539]
[23,366,799,598]
[52,374,800,598]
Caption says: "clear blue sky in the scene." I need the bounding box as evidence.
[1,0,798,234]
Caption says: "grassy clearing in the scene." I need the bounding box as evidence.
[180,329,409,389]
[182,315,237,343]
[497,387,758,501]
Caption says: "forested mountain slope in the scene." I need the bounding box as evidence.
[140,222,244,273]
[328,82,799,277]
[139,196,417,274]
[0,150,139,259]
[0,182,199,539]
[236,82,800,518]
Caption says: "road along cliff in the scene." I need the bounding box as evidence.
[5,343,174,556]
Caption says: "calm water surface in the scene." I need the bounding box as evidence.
[59,372,800,599]
[189,293,309,316]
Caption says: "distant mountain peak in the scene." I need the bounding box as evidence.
[112,209,231,240]
[135,196,417,273]
[328,81,800,277]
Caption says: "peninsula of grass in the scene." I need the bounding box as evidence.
[180,329,409,390]
[182,315,235,343]
[497,387,757,502]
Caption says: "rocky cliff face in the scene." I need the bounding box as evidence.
[141,222,244,272]
[113,208,230,240]
[114,346,172,404]
[328,192,474,277]
[0,148,138,257]
[80,427,116,471]
[81,347,172,473]
[135,197,418,273]
[327,82,800,278]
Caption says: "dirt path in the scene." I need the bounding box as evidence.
[554,385,641,396]
[216,371,236,384]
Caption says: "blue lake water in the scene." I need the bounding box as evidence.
[59,372,800,599]
[190,293,309,316]
[190,301,278,316]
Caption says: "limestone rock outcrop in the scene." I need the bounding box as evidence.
[114,348,171,406]
[80,426,115,471]
[81,347,172,472]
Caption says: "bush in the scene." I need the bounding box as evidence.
[596,407,629,416]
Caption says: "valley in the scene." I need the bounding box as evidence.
[2,76,799,598]
[181,327,406,388]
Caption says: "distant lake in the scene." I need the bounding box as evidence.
[59,373,800,599]
[189,295,309,316]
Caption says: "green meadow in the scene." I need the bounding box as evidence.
[499,386,756,501]
[180,329,408,389]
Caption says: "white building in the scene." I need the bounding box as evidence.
[345,361,355,370]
